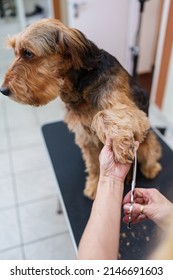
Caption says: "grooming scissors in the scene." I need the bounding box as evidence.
[127,150,137,229]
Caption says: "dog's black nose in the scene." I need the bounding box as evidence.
[0,87,10,96]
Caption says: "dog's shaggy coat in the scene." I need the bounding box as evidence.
[0,19,162,199]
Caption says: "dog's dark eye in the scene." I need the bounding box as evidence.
[23,49,34,58]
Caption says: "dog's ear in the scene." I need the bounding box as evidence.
[56,27,100,69]
[7,35,16,49]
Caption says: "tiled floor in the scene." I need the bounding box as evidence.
[0,94,76,260]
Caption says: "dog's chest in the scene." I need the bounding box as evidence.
[64,107,99,145]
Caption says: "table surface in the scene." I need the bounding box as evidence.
[42,121,173,260]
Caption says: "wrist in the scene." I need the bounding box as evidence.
[161,204,173,230]
[99,173,125,185]
[98,175,124,191]
[94,175,124,208]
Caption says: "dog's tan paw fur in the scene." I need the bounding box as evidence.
[112,136,135,164]
[140,162,162,179]
[83,177,98,200]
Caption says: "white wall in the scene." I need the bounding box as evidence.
[137,0,162,73]
[0,19,20,80]
[65,0,162,75]
[16,0,54,28]
[125,0,162,74]
[150,0,170,103]
[162,47,173,125]
[67,0,131,70]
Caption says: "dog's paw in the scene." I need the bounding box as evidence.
[112,136,135,164]
[83,187,96,200]
[83,177,98,200]
[141,162,162,179]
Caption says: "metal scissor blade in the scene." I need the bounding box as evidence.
[131,151,137,192]
[127,150,137,229]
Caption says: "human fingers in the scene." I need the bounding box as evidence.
[123,191,131,204]
[123,203,148,224]
[123,203,147,216]
[123,188,149,205]
[123,213,147,224]
[123,196,145,206]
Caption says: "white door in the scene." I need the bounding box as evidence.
[67,0,131,70]
[66,0,163,75]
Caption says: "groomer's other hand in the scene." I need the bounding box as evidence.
[99,138,139,183]
[123,188,173,230]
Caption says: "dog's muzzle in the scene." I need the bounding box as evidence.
[0,86,10,96]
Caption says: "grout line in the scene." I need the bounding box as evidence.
[32,107,42,126]
[0,193,60,212]
[0,162,52,178]
[0,101,67,257]
[4,101,26,260]
[0,231,69,254]
[0,99,69,259]
[3,142,44,152]
[16,194,60,207]
[23,230,69,247]
[0,245,23,254]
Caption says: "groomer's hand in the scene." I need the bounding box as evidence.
[123,188,173,230]
[99,138,139,183]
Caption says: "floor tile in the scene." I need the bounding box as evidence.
[35,98,65,125]
[11,145,50,174]
[0,115,6,131]
[0,99,7,131]
[19,196,68,243]
[6,100,37,129]
[0,176,16,210]
[0,208,21,251]
[0,247,23,260]
[24,233,76,260]
[0,129,8,151]
[9,124,43,149]
[15,168,58,204]
[0,152,11,178]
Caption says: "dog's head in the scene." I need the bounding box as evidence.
[0,19,99,106]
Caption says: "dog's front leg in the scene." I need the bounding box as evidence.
[79,143,102,200]
[92,107,149,164]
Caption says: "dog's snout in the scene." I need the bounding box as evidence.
[0,86,10,96]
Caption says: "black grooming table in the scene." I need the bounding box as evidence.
[42,121,173,260]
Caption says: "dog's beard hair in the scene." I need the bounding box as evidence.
[6,54,64,105]
[6,20,102,106]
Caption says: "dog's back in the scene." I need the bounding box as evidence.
[63,45,149,116]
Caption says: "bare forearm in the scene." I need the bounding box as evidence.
[78,176,124,259]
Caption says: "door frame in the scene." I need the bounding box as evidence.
[151,0,173,108]
[53,0,61,19]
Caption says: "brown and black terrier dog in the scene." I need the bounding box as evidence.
[0,19,162,199]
